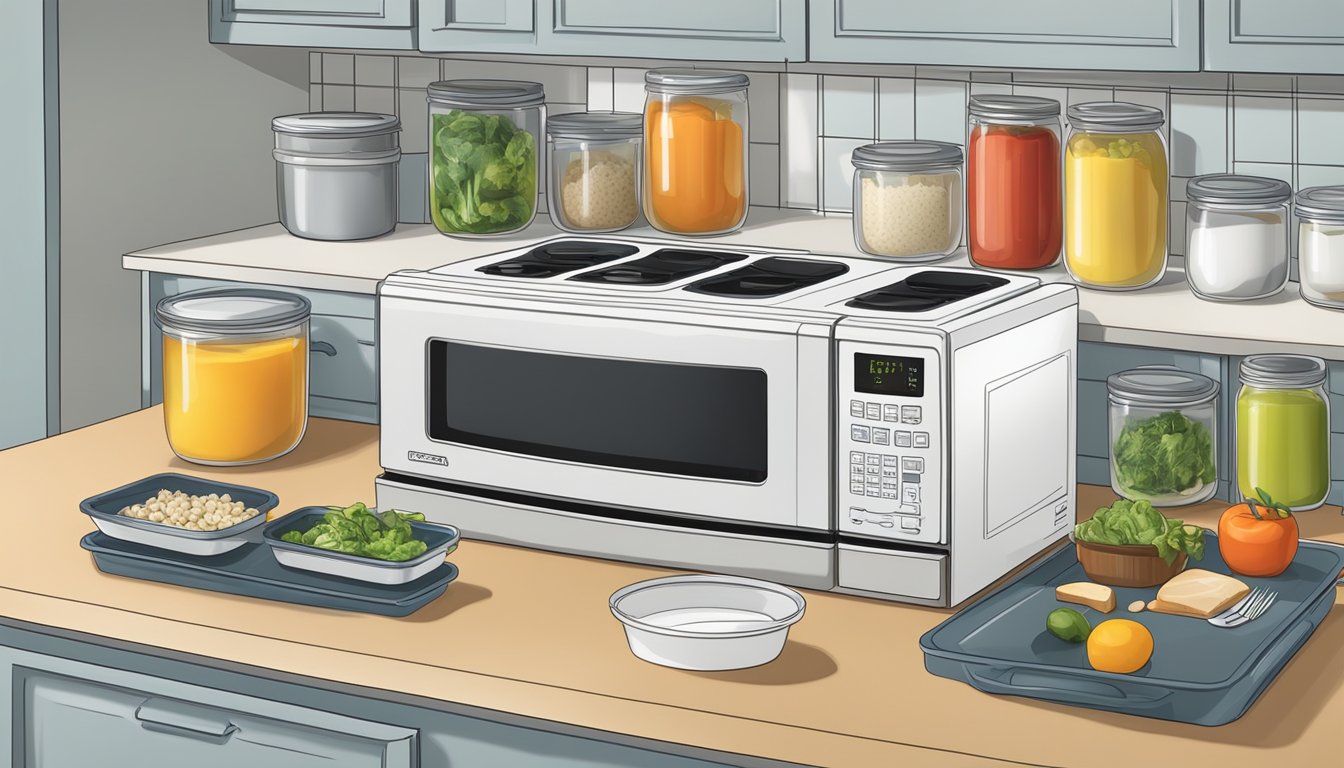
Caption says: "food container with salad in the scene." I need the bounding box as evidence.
[263,502,460,585]
[1107,366,1219,506]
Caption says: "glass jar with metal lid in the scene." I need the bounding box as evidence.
[427,79,545,238]
[1107,366,1220,506]
[851,141,964,261]
[1296,186,1344,309]
[1064,102,1170,290]
[966,95,1062,271]
[1236,355,1330,511]
[156,288,312,466]
[1184,174,1292,302]
[643,69,750,236]
[547,111,642,233]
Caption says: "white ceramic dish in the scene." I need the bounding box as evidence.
[609,574,806,670]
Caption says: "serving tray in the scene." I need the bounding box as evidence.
[920,532,1344,725]
[81,531,457,617]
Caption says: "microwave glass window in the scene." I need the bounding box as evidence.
[854,353,924,397]
[427,341,768,482]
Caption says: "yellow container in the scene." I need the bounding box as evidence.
[157,289,311,465]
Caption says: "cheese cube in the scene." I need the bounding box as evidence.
[1055,582,1116,613]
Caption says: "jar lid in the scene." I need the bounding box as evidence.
[1187,174,1291,207]
[1240,354,1327,388]
[851,141,963,172]
[1295,186,1344,222]
[156,288,311,336]
[547,111,642,140]
[1066,102,1165,132]
[427,79,545,108]
[1107,366,1219,408]
[968,94,1061,120]
[271,112,401,138]
[644,68,750,95]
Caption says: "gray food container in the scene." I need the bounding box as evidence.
[263,507,460,585]
[272,113,401,241]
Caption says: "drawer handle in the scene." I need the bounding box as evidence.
[310,340,337,357]
[135,699,239,744]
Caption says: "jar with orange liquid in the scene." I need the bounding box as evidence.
[156,288,311,465]
[643,69,749,235]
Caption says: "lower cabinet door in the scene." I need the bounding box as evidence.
[22,673,416,768]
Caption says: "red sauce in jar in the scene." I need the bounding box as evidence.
[967,125,1062,270]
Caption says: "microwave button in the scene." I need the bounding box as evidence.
[850,466,865,479]
[901,406,922,424]
[882,479,899,490]
[850,399,865,417]
[882,490,899,500]
[865,402,881,420]
[901,516,921,532]
[851,425,871,443]
[882,404,901,422]
[913,431,930,448]
[872,428,890,446]
[882,455,899,467]
[850,481,865,494]
[895,431,912,448]
[866,454,881,466]
[902,484,921,504]
[849,451,865,464]
[902,457,925,473]
[866,465,880,477]
[866,487,882,498]
[882,467,899,478]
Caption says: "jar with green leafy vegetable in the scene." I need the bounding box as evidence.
[427,79,545,238]
[1107,366,1219,506]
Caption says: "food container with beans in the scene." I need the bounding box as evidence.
[79,473,279,556]
[547,111,642,233]
[1296,186,1344,309]
[851,141,964,262]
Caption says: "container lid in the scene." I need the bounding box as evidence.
[1240,354,1327,389]
[1187,174,1291,207]
[1067,101,1165,132]
[1107,366,1219,408]
[644,68,750,95]
[547,111,642,140]
[271,112,400,137]
[968,94,1061,120]
[427,79,545,108]
[156,288,311,335]
[851,141,963,172]
[1295,186,1344,222]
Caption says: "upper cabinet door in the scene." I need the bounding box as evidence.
[419,0,539,53]
[810,0,1200,71]
[209,0,415,49]
[1205,0,1344,73]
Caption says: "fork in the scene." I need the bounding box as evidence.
[1207,587,1278,628]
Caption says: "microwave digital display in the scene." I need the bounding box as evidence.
[854,353,924,397]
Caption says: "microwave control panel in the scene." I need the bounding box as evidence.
[837,342,943,545]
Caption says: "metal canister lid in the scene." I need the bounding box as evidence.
[644,68,750,95]
[1107,366,1219,408]
[1295,186,1344,223]
[968,94,1061,121]
[1067,102,1165,132]
[1187,174,1291,207]
[1240,354,1327,389]
[156,288,311,336]
[427,79,545,108]
[271,113,400,137]
[851,141,963,172]
[547,111,642,140]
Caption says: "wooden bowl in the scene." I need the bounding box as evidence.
[1073,537,1188,587]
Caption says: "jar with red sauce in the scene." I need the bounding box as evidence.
[967,95,1063,270]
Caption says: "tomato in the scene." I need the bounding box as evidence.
[1217,489,1298,577]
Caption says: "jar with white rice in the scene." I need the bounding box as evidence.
[1297,186,1344,309]
[1184,173,1291,302]
[547,111,642,233]
[851,141,963,262]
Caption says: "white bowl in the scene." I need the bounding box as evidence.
[609,574,806,671]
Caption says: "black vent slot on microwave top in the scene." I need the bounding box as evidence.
[477,240,639,278]
[845,270,1009,312]
[684,257,850,298]
[568,248,748,285]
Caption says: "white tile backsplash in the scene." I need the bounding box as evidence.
[821,137,866,212]
[398,57,440,90]
[355,86,395,115]
[1298,98,1344,166]
[586,67,614,111]
[1170,93,1228,176]
[877,78,914,141]
[747,72,780,144]
[780,73,819,210]
[612,68,647,113]
[914,80,967,145]
[749,143,781,207]
[355,55,395,87]
[822,76,875,139]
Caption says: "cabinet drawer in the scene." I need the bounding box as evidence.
[537,0,806,61]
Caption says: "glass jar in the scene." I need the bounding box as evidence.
[547,111,642,233]
[1236,355,1330,511]
[1064,102,1170,290]
[427,79,545,238]
[966,95,1062,270]
[1185,174,1291,302]
[1106,366,1219,506]
[1296,186,1344,309]
[156,289,311,465]
[851,141,963,261]
[643,69,749,236]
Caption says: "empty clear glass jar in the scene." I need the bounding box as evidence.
[547,111,642,233]
[1236,355,1330,511]
[1185,174,1291,301]
[851,141,963,262]
[1297,186,1344,309]
[1107,366,1219,507]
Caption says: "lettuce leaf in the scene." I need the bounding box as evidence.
[430,110,536,234]
[1112,410,1216,497]
[1074,499,1206,564]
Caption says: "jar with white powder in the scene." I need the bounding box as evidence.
[851,141,963,261]
[1297,186,1344,309]
[547,111,642,233]
[1184,174,1291,302]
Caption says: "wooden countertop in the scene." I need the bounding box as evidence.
[4,408,1344,767]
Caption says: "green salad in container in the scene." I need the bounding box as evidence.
[1074,499,1205,565]
[1112,410,1216,501]
[430,110,537,235]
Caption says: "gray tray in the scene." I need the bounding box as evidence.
[81,531,457,617]
[920,532,1344,725]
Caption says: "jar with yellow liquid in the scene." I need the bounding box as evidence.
[156,288,311,465]
[1064,102,1169,290]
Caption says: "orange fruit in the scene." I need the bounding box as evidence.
[1086,619,1153,674]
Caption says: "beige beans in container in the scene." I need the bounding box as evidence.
[547,111,643,233]
[851,141,964,261]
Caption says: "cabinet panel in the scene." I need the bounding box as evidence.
[209,0,415,49]
[1205,0,1344,73]
[811,0,1200,71]
[537,0,806,61]
[419,0,537,53]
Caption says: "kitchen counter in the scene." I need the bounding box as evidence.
[124,209,1344,359]
[4,408,1344,767]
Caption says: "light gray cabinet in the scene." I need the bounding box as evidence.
[1204,0,1344,73]
[418,0,539,53]
[810,0,1201,71]
[209,0,416,49]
